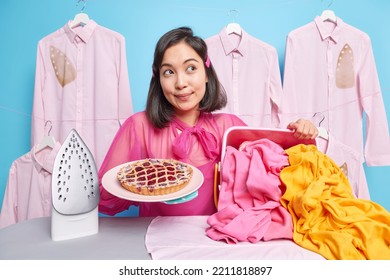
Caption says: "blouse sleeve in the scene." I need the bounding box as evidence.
[358,36,390,165]
[268,46,283,128]
[280,34,298,128]
[31,41,46,147]
[219,113,248,128]
[116,34,133,125]
[98,116,143,215]
[0,164,18,228]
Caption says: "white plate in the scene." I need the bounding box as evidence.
[101,160,204,202]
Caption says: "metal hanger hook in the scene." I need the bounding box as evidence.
[228,9,239,22]
[45,120,53,136]
[77,0,87,12]
[322,0,334,8]
[312,112,325,127]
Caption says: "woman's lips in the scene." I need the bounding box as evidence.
[174,92,192,101]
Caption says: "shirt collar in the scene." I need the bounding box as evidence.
[64,19,97,44]
[32,142,62,173]
[314,16,344,43]
[218,27,247,57]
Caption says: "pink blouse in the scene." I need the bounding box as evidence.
[98,111,246,216]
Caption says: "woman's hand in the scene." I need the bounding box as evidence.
[287,119,318,139]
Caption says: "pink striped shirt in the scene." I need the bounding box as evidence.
[31,20,133,169]
[206,28,283,128]
[0,143,61,228]
[281,17,390,166]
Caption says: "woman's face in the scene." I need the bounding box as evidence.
[159,41,208,123]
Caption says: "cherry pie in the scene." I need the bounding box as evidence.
[117,159,193,196]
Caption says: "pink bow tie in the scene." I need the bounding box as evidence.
[172,126,219,161]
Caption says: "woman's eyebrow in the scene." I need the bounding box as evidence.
[160,58,200,69]
[183,58,199,64]
[160,63,172,69]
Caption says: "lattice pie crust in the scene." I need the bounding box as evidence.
[117,159,193,196]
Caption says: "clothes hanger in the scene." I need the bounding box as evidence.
[70,0,90,28]
[317,126,329,140]
[36,121,56,153]
[226,9,242,35]
[320,0,337,23]
[313,112,329,140]
[320,9,336,22]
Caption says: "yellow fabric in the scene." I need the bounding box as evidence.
[280,144,390,260]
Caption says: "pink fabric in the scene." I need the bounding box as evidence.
[206,27,283,128]
[0,143,61,228]
[31,20,133,169]
[98,111,246,216]
[206,139,293,244]
[281,16,390,166]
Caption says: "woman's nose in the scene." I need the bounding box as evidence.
[175,72,188,89]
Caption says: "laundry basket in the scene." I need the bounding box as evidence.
[214,126,317,207]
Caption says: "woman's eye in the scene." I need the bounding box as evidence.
[187,65,196,72]
[162,69,174,76]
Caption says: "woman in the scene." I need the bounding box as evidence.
[98,27,317,216]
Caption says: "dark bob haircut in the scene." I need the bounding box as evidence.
[146,27,227,128]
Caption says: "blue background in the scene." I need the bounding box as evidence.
[0,0,389,216]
